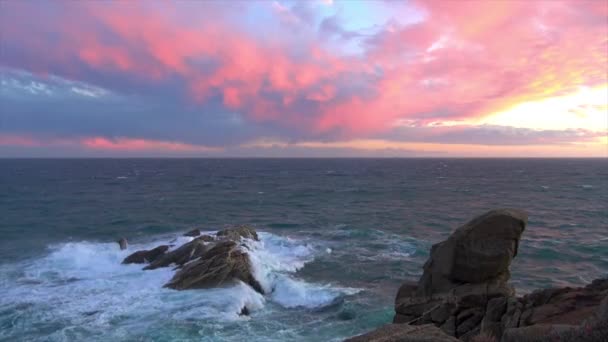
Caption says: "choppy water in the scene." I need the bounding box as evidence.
[1,158,607,341]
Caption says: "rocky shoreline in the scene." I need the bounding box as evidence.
[346,209,607,342]
[116,209,607,340]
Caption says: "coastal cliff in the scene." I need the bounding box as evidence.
[346,209,608,342]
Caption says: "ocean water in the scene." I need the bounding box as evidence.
[1,158,607,341]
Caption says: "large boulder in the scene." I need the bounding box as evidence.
[164,240,263,294]
[122,245,170,264]
[417,209,528,296]
[144,237,209,270]
[216,225,259,241]
[345,324,459,342]
[394,209,528,340]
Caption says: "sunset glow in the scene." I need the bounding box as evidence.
[0,0,606,157]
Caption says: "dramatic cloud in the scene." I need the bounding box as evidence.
[0,0,606,156]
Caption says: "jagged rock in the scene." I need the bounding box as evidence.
[508,278,608,326]
[393,209,527,338]
[184,229,201,237]
[164,240,263,294]
[216,225,259,241]
[144,238,208,270]
[480,296,508,338]
[117,237,128,250]
[122,245,170,264]
[344,324,460,342]
[239,306,250,316]
[197,234,216,242]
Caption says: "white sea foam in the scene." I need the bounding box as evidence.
[0,231,355,339]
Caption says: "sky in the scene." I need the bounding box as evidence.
[0,0,606,157]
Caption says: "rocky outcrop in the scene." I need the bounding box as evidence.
[122,245,170,264]
[164,240,263,294]
[345,324,459,342]
[349,209,607,342]
[144,236,210,270]
[119,226,264,298]
[216,225,259,241]
[393,209,528,340]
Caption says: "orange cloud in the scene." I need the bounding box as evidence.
[0,135,221,153]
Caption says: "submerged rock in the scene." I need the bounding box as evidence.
[183,229,201,237]
[216,225,259,241]
[122,245,170,264]
[144,238,208,270]
[117,237,128,250]
[164,240,263,294]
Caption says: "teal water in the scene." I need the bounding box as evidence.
[1,158,607,341]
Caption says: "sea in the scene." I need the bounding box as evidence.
[1,158,606,341]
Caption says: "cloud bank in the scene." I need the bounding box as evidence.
[0,0,606,156]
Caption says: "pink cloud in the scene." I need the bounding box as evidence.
[0,135,220,153]
[1,0,606,140]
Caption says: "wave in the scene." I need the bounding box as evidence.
[0,231,358,340]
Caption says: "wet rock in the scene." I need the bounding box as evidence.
[197,234,216,242]
[184,229,201,237]
[164,240,263,294]
[216,225,259,241]
[117,237,128,250]
[122,245,170,264]
[239,306,250,316]
[344,324,459,342]
[144,238,208,270]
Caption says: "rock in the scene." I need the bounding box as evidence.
[457,308,485,337]
[417,209,528,296]
[216,225,259,241]
[501,324,576,342]
[144,238,208,270]
[511,278,608,326]
[184,229,201,237]
[164,240,263,294]
[480,296,508,338]
[117,237,128,250]
[380,209,606,342]
[122,245,170,264]
[344,324,460,342]
[197,234,216,242]
[393,313,416,324]
[440,316,456,336]
[393,209,527,339]
[239,306,250,316]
